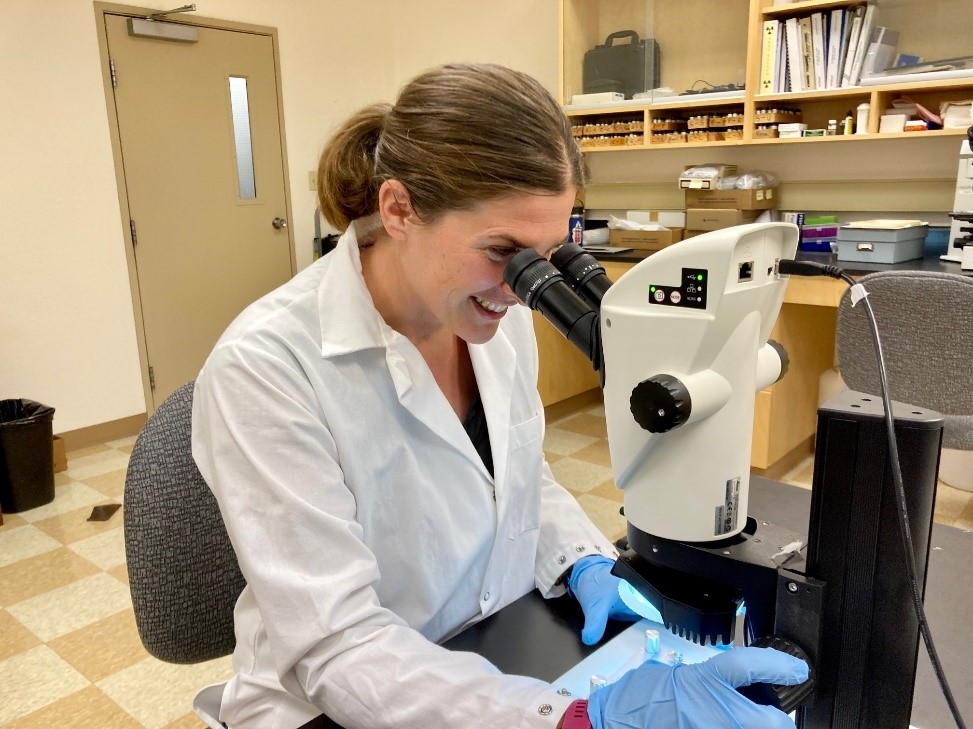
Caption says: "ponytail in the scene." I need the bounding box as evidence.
[316,103,391,231]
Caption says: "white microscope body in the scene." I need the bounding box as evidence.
[600,223,798,543]
[945,135,973,270]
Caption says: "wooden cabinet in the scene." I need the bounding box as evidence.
[560,0,973,152]
[536,258,848,473]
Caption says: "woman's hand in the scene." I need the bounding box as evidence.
[567,555,641,645]
[587,646,809,729]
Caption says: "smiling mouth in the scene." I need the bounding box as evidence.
[473,296,509,315]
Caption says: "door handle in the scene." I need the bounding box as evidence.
[272,217,288,229]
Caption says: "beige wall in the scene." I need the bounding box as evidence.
[1,1,962,434]
[0,0,558,434]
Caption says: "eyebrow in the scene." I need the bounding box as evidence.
[490,234,567,256]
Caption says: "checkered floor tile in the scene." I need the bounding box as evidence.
[1,406,970,726]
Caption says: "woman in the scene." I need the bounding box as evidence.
[192,63,805,729]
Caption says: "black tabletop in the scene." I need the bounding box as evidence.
[303,478,972,728]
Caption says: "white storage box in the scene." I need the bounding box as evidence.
[838,225,929,263]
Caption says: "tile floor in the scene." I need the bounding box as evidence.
[1,405,971,727]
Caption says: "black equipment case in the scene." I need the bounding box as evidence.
[582,30,661,99]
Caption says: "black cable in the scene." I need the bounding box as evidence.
[777,258,967,729]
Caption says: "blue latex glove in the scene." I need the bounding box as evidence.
[588,646,809,729]
[567,555,641,645]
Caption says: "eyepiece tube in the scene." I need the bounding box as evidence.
[504,249,601,368]
[550,243,613,308]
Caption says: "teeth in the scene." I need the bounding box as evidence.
[475,297,508,314]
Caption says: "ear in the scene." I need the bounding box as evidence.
[377,179,414,241]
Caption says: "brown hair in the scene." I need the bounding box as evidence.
[317,63,584,231]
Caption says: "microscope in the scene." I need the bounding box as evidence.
[505,223,944,728]
[945,126,973,270]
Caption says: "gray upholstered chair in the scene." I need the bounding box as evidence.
[836,270,973,488]
[124,380,243,726]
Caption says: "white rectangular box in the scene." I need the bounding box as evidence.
[571,92,625,105]
[879,113,908,133]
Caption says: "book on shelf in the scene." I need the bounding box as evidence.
[841,5,867,87]
[760,20,779,94]
[825,8,845,89]
[811,12,827,90]
[847,5,879,86]
[785,17,804,92]
[774,23,788,93]
[799,16,815,90]
[849,5,878,86]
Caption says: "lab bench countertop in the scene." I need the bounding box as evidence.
[589,248,972,277]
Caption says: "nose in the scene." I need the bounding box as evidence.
[499,281,524,306]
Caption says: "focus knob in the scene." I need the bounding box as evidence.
[630,374,691,433]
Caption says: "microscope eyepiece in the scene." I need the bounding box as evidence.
[504,249,602,370]
[550,243,613,308]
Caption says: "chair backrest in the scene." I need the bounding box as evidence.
[124,380,245,663]
[835,270,973,449]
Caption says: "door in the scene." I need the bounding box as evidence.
[104,13,295,408]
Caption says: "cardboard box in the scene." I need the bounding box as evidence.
[52,435,67,473]
[626,210,686,228]
[685,208,760,231]
[684,188,776,210]
[609,228,684,250]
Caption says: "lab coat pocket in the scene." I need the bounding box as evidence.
[505,413,543,539]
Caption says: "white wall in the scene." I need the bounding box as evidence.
[0,0,558,433]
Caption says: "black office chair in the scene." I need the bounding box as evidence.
[124,380,244,725]
[835,270,973,488]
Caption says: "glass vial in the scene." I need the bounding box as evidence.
[569,206,585,247]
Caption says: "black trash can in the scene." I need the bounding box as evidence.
[0,399,56,513]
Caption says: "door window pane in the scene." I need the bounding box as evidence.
[229,76,256,199]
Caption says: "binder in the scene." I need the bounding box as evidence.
[811,13,827,89]
[785,17,805,92]
[774,23,788,93]
[848,5,879,86]
[825,8,845,88]
[841,6,866,87]
[799,16,816,90]
[760,20,779,94]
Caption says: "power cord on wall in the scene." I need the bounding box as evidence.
[777,258,967,729]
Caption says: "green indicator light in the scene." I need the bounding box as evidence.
[650,286,656,292]
[698,274,704,281]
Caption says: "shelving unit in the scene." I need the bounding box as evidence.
[559,0,973,152]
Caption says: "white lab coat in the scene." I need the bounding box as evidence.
[191,216,616,729]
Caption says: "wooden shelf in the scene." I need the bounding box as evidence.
[757,76,973,103]
[648,96,747,111]
[749,128,968,144]
[564,104,647,117]
[561,0,971,156]
[762,0,863,18]
[756,87,870,103]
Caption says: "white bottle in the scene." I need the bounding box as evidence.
[855,103,870,135]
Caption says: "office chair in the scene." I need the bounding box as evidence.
[124,379,244,727]
[835,270,973,490]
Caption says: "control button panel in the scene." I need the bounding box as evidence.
[648,268,708,309]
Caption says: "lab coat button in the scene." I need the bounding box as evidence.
[482,592,490,601]
[557,688,572,696]
[576,545,586,553]
[538,704,553,716]
[558,555,567,565]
